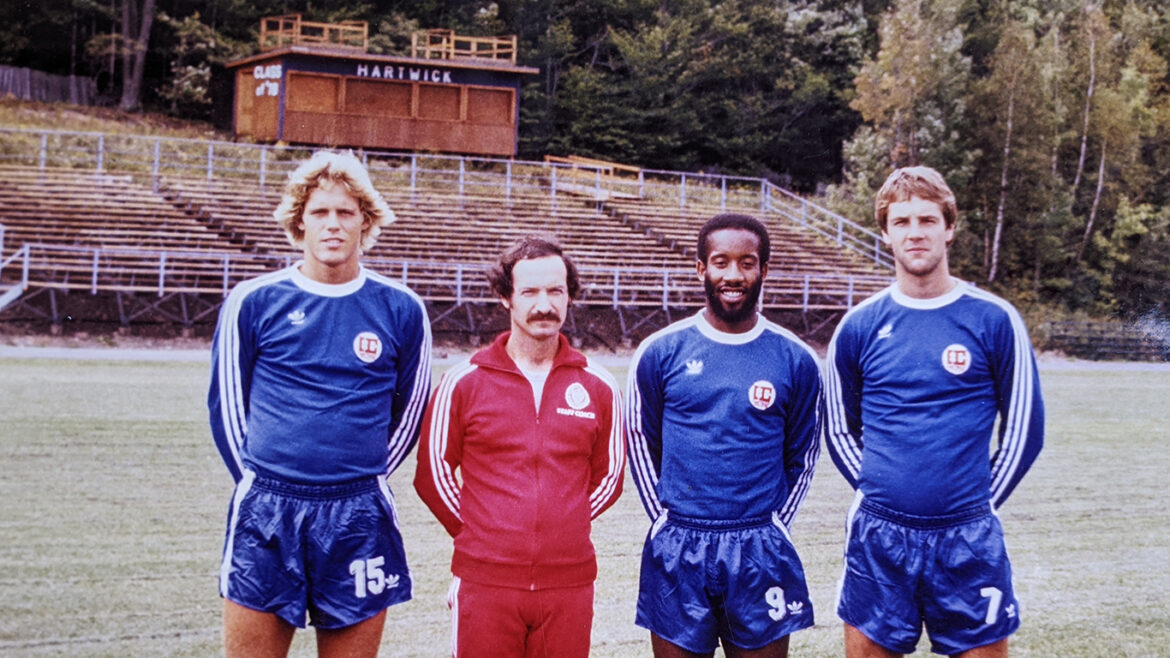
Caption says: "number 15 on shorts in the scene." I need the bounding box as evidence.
[350,556,400,598]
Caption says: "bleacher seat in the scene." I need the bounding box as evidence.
[0,165,889,310]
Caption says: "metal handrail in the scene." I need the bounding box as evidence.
[0,243,31,290]
[2,243,890,311]
[762,181,893,269]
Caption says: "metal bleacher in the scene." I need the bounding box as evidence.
[0,129,892,343]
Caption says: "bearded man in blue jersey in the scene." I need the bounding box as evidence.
[208,151,431,657]
[824,166,1044,658]
[626,213,823,658]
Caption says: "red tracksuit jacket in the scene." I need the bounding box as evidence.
[414,332,625,589]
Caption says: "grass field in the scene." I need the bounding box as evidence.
[0,354,1168,657]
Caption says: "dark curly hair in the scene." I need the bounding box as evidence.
[696,213,771,264]
[487,235,580,300]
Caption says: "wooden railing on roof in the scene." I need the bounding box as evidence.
[259,14,368,52]
[411,29,518,64]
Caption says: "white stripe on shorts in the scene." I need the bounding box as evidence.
[219,470,256,597]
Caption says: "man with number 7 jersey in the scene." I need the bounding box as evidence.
[824,166,1044,657]
[208,151,432,657]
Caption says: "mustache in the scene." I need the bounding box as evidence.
[527,311,561,323]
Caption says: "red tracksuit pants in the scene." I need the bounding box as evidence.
[447,577,594,658]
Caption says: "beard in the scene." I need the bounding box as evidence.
[704,275,763,325]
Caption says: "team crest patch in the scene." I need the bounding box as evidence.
[748,380,776,411]
[564,382,590,410]
[353,331,383,364]
[557,382,596,419]
[942,343,971,375]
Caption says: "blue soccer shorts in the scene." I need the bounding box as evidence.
[838,497,1020,655]
[636,511,814,653]
[219,472,412,629]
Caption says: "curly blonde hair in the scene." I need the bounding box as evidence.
[273,151,395,252]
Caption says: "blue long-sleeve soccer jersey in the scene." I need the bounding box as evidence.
[208,264,432,484]
[626,312,823,526]
[824,282,1044,516]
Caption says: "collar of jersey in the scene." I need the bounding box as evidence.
[693,310,766,344]
[889,277,966,310]
[290,262,367,297]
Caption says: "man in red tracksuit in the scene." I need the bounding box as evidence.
[415,235,625,658]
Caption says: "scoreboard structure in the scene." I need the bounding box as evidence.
[226,18,538,157]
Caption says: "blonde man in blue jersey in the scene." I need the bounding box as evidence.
[209,151,432,657]
[825,166,1044,657]
[626,214,823,658]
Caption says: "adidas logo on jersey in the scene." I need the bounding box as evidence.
[287,310,306,326]
[685,359,703,375]
[786,601,804,615]
[877,323,893,339]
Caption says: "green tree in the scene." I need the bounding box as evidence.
[157,11,247,118]
[1108,198,1170,316]
[568,0,870,186]
[367,12,422,56]
[118,0,157,111]
[850,0,971,169]
[828,0,972,236]
[980,20,1036,283]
